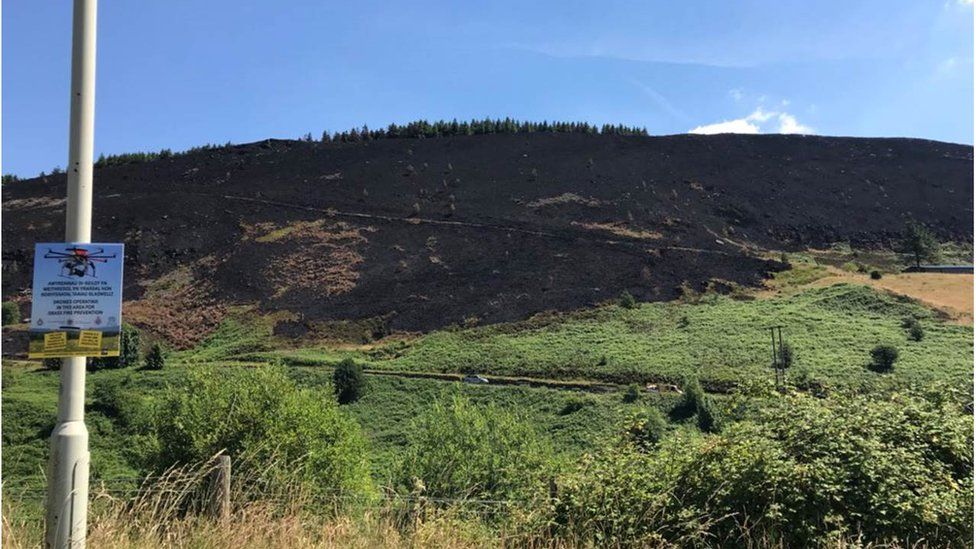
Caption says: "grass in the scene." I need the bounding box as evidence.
[264,284,972,391]
[288,370,684,476]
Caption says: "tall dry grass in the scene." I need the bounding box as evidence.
[0,455,938,548]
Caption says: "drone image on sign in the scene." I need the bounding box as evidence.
[28,243,125,359]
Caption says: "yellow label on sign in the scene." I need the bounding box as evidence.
[43,331,67,350]
[78,330,102,349]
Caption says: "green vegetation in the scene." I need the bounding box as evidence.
[266,285,969,391]
[554,389,972,547]
[333,358,366,404]
[3,281,971,546]
[154,365,371,497]
[90,323,140,370]
[2,301,20,325]
[617,290,637,309]
[394,395,553,506]
[324,118,648,143]
[143,343,166,370]
[869,344,899,372]
[901,219,941,267]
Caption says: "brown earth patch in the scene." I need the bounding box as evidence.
[571,221,663,240]
[125,261,228,349]
[249,220,373,298]
[809,270,974,324]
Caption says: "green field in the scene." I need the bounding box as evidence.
[4,282,972,545]
[263,284,972,391]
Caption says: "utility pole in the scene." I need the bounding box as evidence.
[46,0,97,546]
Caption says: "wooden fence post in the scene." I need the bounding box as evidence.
[210,455,231,521]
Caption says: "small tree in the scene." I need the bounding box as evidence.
[696,397,722,433]
[333,358,366,404]
[672,376,706,419]
[869,345,899,372]
[2,302,20,325]
[90,323,140,370]
[623,384,641,403]
[618,290,637,309]
[144,343,166,370]
[901,220,940,268]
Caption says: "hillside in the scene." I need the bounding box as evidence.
[2,132,972,347]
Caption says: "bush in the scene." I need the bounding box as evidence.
[623,384,641,403]
[870,270,882,280]
[92,375,149,429]
[143,343,166,370]
[696,397,722,433]
[2,301,20,325]
[42,358,61,370]
[869,344,899,372]
[554,392,973,546]
[90,323,140,370]
[625,407,668,448]
[559,396,591,415]
[908,323,925,342]
[672,376,706,419]
[395,395,552,505]
[333,358,366,404]
[778,342,795,369]
[154,365,372,497]
[618,290,637,309]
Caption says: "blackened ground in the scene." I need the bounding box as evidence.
[3,133,972,344]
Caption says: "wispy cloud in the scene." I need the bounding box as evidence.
[729,88,744,102]
[628,79,690,122]
[689,107,814,135]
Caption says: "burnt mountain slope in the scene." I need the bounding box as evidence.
[3,133,972,345]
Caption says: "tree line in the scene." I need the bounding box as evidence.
[316,118,648,143]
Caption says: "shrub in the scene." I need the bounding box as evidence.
[623,384,641,403]
[778,342,795,369]
[696,397,722,433]
[154,365,371,497]
[42,358,61,370]
[333,358,366,404]
[143,343,166,370]
[554,392,973,547]
[90,323,140,370]
[908,323,925,342]
[559,395,591,416]
[870,270,882,280]
[618,290,637,309]
[2,301,20,325]
[672,376,706,419]
[625,407,668,447]
[869,344,899,372]
[395,395,553,505]
[91,375,149,429]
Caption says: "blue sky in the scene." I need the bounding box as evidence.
[3,0,973,177]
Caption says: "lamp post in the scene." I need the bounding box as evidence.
[46,0,97,546]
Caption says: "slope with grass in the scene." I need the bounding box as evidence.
[268,284,972,391]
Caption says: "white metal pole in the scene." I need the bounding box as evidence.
[46,0,97,546]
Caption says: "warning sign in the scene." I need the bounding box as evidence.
[28,243,124,359]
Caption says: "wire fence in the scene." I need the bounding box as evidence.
[2,475,523,509]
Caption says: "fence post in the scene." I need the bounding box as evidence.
[210,455,231,521]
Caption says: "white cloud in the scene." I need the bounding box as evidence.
[776,113,814,134]
[729,88,744,102]
[689,106,815,135]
